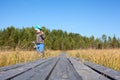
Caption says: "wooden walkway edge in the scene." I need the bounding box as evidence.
[0,53,120,80]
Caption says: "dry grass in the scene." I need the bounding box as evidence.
[45,50,61,57]
[66,49,120,71]
[1,49,120,71]
[0,50,60,67]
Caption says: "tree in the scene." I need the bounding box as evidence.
[94,38,102,49]
[112,35,119,48]
[89,35,95,49]
[102,34,108,49]
[0,26,120,50]
[108,36,112,48]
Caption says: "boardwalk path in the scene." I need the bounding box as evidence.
[0,53,120,80]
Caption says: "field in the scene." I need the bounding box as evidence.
[66,49,120,71]
[0,50,60,67]
[0,49,120,71]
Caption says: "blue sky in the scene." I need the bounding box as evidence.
[0,0,120,38]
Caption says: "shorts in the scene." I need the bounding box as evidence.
[36,43,44,54]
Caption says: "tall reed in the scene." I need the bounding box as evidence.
[0,50,60,67]
[66,49,120,71]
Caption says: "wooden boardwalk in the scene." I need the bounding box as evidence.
[0,53,120,80]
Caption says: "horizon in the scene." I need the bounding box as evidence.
[1,25,119,39]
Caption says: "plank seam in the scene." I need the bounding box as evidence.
[45,58,60,80]
[84,63,114,80]
[5,60,48,80]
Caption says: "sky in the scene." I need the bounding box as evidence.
[0,0,120,38]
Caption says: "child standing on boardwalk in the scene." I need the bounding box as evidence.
[34,25,45,57]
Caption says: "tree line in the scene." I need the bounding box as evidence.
[0,26,120,50]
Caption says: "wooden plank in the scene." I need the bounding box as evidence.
[0,62,27,72]
[84,61,120,80]
[48,55,82,80]
[1,53,118,80]
[0,60,34,72]
[0,58,48,72]
[11,57,59,80]
[0,57,53,80]
[68,57,110,80]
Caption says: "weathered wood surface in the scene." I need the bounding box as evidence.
[0,53,119,80]
[68,57,110,80]
[84,61,120,80]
